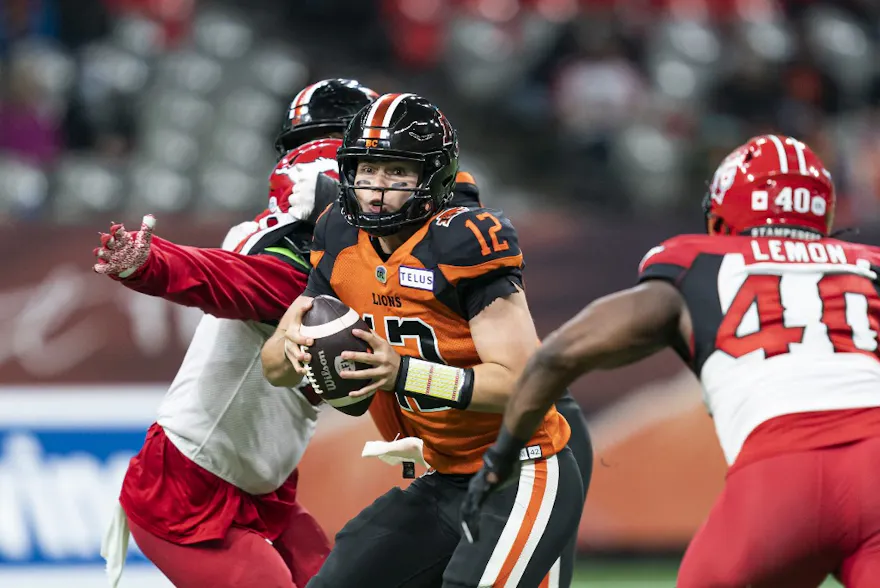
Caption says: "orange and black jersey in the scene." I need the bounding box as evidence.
[307,170,480,446]
[306,199,570,474]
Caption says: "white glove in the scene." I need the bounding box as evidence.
[285,158,338,221]
[93,215,156,278]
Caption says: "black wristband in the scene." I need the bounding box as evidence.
[393,356,411,392]
[454,368,475,410]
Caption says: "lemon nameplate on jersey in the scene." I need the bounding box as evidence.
[747,240,876,279]
[518,445,543,461]
[749,240,846,265]
[399,266,434,291]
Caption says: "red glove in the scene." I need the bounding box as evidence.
[93,215,156,278]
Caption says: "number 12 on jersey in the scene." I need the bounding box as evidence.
[465,213,509,256]
[717,273,880,360]
[362,314,450,412]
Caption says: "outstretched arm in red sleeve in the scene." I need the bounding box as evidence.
[94,216,309,323]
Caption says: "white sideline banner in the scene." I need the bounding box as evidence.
[0,386,170,586]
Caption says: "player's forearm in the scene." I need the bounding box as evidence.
[468,363,520,413]
[502,287,678,438]
[123,238,307,321]
[465,292,537,412]
[500,305,603,438]
[393,358,520,414]
[261,330,304,387]
[502,342,583,440]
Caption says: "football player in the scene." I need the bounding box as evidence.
[263,93,584,587]
[94,79,376,588]
[463,135,880,587]
[308,164,594,586]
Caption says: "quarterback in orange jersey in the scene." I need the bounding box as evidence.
[263,93,584,588]
[464,135,880,587]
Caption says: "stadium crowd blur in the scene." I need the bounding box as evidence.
[1,0,879,228]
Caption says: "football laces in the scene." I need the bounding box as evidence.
[298,344,323,395]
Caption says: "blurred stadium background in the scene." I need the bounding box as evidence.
[1,0,878,585]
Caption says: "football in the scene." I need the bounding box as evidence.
[299,295,375,416]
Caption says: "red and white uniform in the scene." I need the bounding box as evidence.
[640,234,880,466]
[102,141,348,588]
[104,226,327,588]
[147,236,319,487]
[640,234,880,587]
[147,140,344,495]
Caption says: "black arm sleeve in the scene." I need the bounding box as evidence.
[459,269,524,320]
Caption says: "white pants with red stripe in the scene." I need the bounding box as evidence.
[307,447,583,588]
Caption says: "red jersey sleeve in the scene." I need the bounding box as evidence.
[122,236,308,323]
[637,234,709,285]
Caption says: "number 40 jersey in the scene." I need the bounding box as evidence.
[305,203,571,475]
[640,234,880,467]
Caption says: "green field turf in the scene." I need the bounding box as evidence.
[572,560,844,587]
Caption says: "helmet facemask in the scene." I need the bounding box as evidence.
[339,150,457,237]
[336,93,460,236]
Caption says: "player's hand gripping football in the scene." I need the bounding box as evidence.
[460,427,524,543]
[280,296,315,374]
[339,329,402,397]
[93,215,157,278]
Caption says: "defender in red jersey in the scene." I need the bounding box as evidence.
[94,80,377,588]
[465,135,880,587]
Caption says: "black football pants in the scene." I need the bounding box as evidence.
[553,393,593,587]
[306,447,583,588]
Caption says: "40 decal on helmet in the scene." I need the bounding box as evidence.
[703,135,835,238]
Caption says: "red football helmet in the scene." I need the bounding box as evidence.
[704,135,835,237]
[267,137,341,218]
[231,138,344,254]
